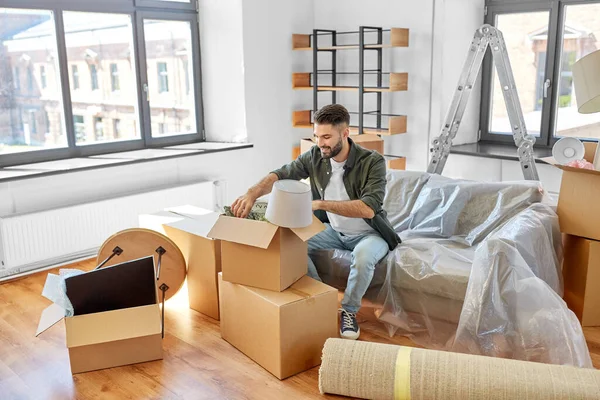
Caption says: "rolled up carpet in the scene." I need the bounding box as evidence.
[318,338,600,400]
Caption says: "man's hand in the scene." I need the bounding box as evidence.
[230,173,279,219]
[231,192,257,219]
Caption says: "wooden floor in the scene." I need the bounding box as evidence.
[1,259,599,400]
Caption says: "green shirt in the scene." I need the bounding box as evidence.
[271,137,401,251]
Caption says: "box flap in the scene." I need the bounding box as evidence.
[541,156,600,176]
[207,215,279,249]
[36,303,65,337]
[165,205,215,219]
[163,211,220,238]
[65,304,161,348]
[240,276,336,307]
[290,215,326,242]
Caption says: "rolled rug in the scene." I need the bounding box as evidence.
[318,338,600,400]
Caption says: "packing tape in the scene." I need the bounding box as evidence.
[287,288,313,299]
[394,346,412,400]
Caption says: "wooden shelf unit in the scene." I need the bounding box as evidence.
[292,25,409,164]
[292,72,408,92]
[292,28,409,50]
[292,110,407,136]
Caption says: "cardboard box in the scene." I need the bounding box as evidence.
[36,256,163,374]
[543,142,600,240]
[218,273,338,379]
[208,215,325,291]
[300,134,384,155]
[162,211,222,320]
[562,234,600,326]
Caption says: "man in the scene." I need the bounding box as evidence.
[231,104,400,340]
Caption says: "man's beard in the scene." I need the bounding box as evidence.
[320,137,343,159]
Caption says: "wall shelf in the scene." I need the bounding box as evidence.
[292,72,408,92]
[292,110,407,136]
[292,28,409,50]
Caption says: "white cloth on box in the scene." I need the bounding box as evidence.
[41,269,85,317]
[323,158,374,236]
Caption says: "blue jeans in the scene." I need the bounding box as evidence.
[307,223,389,314]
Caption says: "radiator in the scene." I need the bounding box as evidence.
[0,180,220,281]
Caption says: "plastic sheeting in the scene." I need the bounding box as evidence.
[312,170,592,368]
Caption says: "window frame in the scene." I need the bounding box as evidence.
[135,10,204,147]
[480,0,600,147]
[0,0,204,168]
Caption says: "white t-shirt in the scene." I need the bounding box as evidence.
[323,158,375,236]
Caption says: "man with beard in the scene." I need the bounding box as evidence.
[231,104,400,340]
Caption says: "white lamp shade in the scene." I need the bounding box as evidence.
[573,49,600,114]
[265,180,312,228]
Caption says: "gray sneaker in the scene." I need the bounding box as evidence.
[339,308,360,340]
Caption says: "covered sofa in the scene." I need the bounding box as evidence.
[311,170,593,368]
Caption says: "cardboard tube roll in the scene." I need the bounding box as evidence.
[319,338,600,400]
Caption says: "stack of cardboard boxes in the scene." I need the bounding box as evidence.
[142,205,339,380]
[547,142,600,327]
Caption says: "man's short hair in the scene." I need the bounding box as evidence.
[314,104,350,128]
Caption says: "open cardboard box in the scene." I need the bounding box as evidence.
[36,256,163,374]
[139,206,223,320]
[218,273,338,379]
[208,213,325,292]
[542,142,600,241]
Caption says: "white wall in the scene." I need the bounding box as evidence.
[199,0,248,143]
[430,0,485,147]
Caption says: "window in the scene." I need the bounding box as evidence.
[0,3,203,167]
[13,67,20,91]
[73,115,85,142]
[94,117,104,140]
[554,3,600,139]
[482,1,600,146]
[26,67,34,92]
[28,110,37,135]
[64,12,139,145]
[109,63,120,92]
[40,65,47,89]
[90,64,99,91]
[113,119,121,139]
[157,62,169,93]
[0,9,66,156]
[143,19,197,137]
[71,65,79,90]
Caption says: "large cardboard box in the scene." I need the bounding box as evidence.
[218,273,338,379]
[544,142,600,240]
[208,215,325,291]
[36,257,163,374]
[163,211,222,320]
[300,134,384,155]
[563,234,600,326]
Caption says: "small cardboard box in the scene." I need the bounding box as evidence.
[543,142,600,240]
[162,210,222,320]
[218,273,338,379]
[562,234,600,327]
[36,256,163,374]
[208,215,325,291]
[300,134,384,155]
